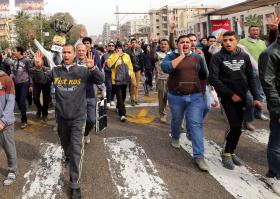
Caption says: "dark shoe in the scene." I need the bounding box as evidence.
[42,116,48,122]
[231,154,244,166]
[131,100,136,106]
[221,153,235,170]
[71,188,81,199]
[36,112,41,119]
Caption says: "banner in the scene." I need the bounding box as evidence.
[15,0,43,11]
[0,0,9,11]
[211,20,231,37]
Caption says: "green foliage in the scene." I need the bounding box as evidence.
[12,11,87,49]
[244,14,263,27]
[0,39,9,49]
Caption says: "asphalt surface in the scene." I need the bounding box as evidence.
[0,89,272,199]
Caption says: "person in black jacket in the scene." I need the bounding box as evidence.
[259,21,280,196]
[31,54,51,121]
[209,31,263,170]
[34,44,104,199]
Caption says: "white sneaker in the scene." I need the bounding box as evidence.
[171,138,180,149]
[106,103,110,109]
[266,177,280,196]
[4,172,16,186]
[120,116,126,122]
[85,135,91,144]
[110,101,116,107]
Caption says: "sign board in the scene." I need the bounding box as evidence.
[211,20,231,37]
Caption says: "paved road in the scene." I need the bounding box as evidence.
[0,89,277,199]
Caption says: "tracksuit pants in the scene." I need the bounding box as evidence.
[57,115,86,189]
[221,98,246,154]
[0,125,17,173]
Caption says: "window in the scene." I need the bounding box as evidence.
[162,16,167,21]
[163,31,168,36]
[156,19,159,22]
[163,24,167,29]
[0,25,5,30]
[157,33,160,36]
[156,26,160,29]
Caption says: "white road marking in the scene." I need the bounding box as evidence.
[180,134,279,199]
[22,143,63,199]
[242,129,269,145]
[104,136,171,199]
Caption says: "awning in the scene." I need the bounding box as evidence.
[203,0,280,16]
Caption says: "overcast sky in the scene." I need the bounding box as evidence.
[42,0,245,36]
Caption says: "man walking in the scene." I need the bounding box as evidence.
[0,69,17,186]
[34,45,104,199]
[161,35,209,171]
[259,22,280,196]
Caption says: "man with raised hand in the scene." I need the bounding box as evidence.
[161,35,209,172]
[34,45,104,199]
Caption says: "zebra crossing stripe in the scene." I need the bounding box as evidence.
[104,136,171,199]
[180,134,279,199]
[243,129,269,145]
[22,143,63,199]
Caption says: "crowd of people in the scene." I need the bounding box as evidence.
[0,15,280,198]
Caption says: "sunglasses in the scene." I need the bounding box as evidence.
[108,45,114,47]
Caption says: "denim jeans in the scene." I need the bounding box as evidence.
[267,112,280,179]
[105,72,115,103]
[168,92,205,158]
[15,81,29,123]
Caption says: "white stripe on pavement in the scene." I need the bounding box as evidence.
[243,129,269,145]
[22,143,63,199]
[104,136,171,199]
[180,134,279,199]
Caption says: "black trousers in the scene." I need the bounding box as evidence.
[115,84,127,117]
[57,115,86,189]
[33,83,51,117]
[221,98,246,154]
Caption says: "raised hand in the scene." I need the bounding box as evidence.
[34,51,44,68]
[86,52,95,69]
[80,28,86,38]
[267,13,280,30]
[169,16,176,32]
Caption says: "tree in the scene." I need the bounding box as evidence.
[0,39,9,49]
[244,14,263,27]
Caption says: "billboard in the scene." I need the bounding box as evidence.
[211,20,231,38]
[15,0,43,11]
[0,0,9,11]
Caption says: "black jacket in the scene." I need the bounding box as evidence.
[125,47,144,72]
[209,47,259,101]
[259,38,280,118]
[46,64,104,119]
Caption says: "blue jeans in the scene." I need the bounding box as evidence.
[15,81,29,123]
[168,92,205,158]
[267,112,280,179]
[105,72,115,103]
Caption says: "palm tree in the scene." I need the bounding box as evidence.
[244,14,263,27]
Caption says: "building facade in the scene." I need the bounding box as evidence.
[149,5,215,39]
[102,23,117,45]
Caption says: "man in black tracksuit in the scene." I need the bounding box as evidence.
[34,45,104,199]
[209,31,262,170]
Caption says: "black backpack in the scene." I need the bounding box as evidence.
[115,57,130,85]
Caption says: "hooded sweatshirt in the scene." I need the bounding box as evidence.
[209,47,259,101]
[0,70,15,127]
